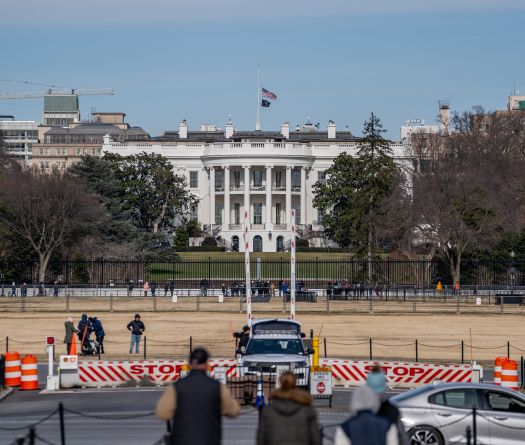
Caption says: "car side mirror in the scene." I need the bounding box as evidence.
[307,347,314,355]
[300,333,306,338]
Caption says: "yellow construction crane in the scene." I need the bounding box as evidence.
[0,80,114,100]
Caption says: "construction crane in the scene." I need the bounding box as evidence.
[0,80,114,100]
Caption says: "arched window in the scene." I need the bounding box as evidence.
[232,236,239,252]
[253,235,263,252]
[276,236,284,252]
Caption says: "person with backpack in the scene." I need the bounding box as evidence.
[334,384,398,445]
[91,316,105,354]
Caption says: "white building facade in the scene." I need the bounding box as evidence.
[0,115,39,162]
[103,120,407,252]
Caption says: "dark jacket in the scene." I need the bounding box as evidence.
[378,400,409,445]
[171,370,221,445]
[127,319,145,335]
[257,387,321,445]
[64,321,79,343]
[339,411,390,445]
[77,314,91,340]
[92,318,105,337]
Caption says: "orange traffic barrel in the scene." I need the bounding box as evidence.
[5,352,21,387]
[20,355,39,390]
[501,359,519,391]
[494,356,507,385]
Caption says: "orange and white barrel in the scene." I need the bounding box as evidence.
[501,359,519,391]
[20,355,39,390]
[494,356,507,385]
[5,351,21,387]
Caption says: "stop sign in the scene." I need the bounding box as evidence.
[317,381,326,394]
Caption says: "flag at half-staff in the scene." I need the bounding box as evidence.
[261,88,277,107]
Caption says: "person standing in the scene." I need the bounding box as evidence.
[20,282,27,297]
[53,281,59,297]
[127,280,134,297]
[169,281,175,298]
[91,316,105,354]
[11,282,16,297]
[143,281,150,297]
[151,281,157,297]
[77,314,92,350]
[257,372,321,445]
[334,385,398,445]
[127,314,145,354]
[156,348,240,445]
[64,317,80,354]
[164,281,169,297]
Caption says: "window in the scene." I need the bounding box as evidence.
[292,169,300,189]
[190,171,199,189]
[215,205,222,225]
[76,148,82,156]
[233,171,241,189]
[215,171,224,191]
[234,203,240,225]
[429,389,478,409]
[253,170,263,188]
[318,170,326,184]
[232,236,239,252]
[190,205,198,220]
[275,171,283,188]
[276,203,282,225]
[276,236,284,252]
[292,203,300,224]
[483,391,525,413]
[254,203,262,224]
[253,235,263,252]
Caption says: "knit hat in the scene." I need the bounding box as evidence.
[367,371,387,394]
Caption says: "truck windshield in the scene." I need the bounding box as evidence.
[246,338,305,355]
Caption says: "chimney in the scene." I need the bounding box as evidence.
[438,103,450,134]
[225,118,235,138]
[179,119,188,139]
[281,122,290,139]
[327,120,336,139]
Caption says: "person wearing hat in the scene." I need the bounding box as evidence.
[156,347,240,445]
[127,314,145,354]
[367,365,408,445]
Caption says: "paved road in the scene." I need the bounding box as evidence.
[0,387,351,445]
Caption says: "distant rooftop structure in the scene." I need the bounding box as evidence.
[43,95,79,113]
[508,95,525,111]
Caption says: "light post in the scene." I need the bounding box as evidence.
[510,250,516,295]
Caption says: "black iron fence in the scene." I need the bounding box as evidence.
[1,258,524,288]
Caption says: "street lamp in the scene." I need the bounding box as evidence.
[510,250,516,295]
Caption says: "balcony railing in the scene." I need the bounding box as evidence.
[250,185,265,191]
[272,185,286,191]
[215,185,224,192]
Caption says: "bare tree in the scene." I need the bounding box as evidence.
[0,168,106,282]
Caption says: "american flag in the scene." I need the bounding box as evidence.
[262,88,277,101]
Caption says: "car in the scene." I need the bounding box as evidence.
[238,318,311,385]
[390,382,525,445]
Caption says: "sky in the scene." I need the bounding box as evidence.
[1,0,525,139]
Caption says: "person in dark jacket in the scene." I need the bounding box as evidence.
[169,281,175,297]
[257,372,321,445]
[367,365,409,445]
[164,281,169,297]
[64,317,80,354]
[77,314,92,347]
[156,348,239,445]
[334,385,398,445]
[90,316,105,354]
[237,325,250,352]
[127,313,145,353]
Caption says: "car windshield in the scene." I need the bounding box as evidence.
[246,338,305,355]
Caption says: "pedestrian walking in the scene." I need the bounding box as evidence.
[269,282,275,298]
[221,283,227,298]
[334,385,398,445]
[200,278,208,297]
[367,366,409,445]
[127,313,145,354]
[91,316,105,354]
[143,281,150,297]
[64,317,80,354]
[11,282,16,297]
[156,347,240,445]
[454,280,460,296]
[169,280,175,297]
[257,371,321,445]
[164,281,169,297]
[20,282,27,297]
[127,280,134,297]
[151,281,157,297]
[53,281,59,297]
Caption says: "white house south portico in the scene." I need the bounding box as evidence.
[102,119,407,252]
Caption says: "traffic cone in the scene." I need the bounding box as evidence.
[70,336,77,356]
[255,378,265,409]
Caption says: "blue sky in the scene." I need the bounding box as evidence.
[1,0,524,138]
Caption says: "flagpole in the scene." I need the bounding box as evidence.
[290,209,296,320]
[256,64,261,131]
[244,210,252,323]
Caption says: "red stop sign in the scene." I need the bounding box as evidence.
[317,381,326,394]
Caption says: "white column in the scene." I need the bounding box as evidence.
[285,166,292,228]
[224,166,230,227]
[244,165,250,224]
[266,165,273,229]
[209,167,216,225]
[300,167,306,225]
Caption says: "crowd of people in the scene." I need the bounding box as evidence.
[155,348,407,445]
[63,313,105,356]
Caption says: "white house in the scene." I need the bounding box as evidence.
[102,119,408,252]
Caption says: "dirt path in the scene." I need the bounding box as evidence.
[1,311,523,363]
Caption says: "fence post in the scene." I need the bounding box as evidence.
[521,356,524,389]
[197,289,200,312]
[507,341,510,359]
[472,407,477,445]
[369,338,373,360]
[153,293,157,312]
[59,401,66,445]
[66,292,70,313]
[144,336,147,360]
[466,426,472,445]
[415,339,419,362]
[323,337,327,358]
[326,290,330,313]
[501,294,504,314]
[189,336,193,355]
[369,294,373,313]
[0,354,5,390]
[28,427,35,445]
[461,341,464,364]
[109,294,113,313]
[5,336,8,353]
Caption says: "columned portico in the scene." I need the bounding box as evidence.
[266,165,273,230]
[224,166,230,226]
[285,166,292,228]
